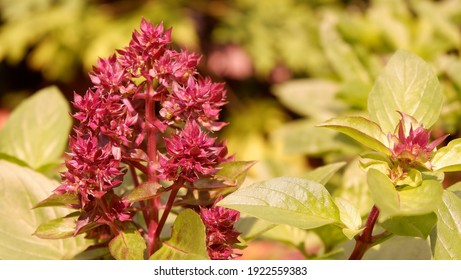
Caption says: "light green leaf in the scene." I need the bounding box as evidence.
[72,247,110,260]
[318,116,391,155]
[314,224,349,251]
[367,168,400,219]
[0,160,90,259]
[150,209,209,260]
[368,169,443,220]
[272,79,344,119]
[235,216,275,241]
[381,213,437,239]
[395,168,422,187]
[367,50,443,133]
[335,197,363,240]
[34,192,79,208]
[432,138,461,172]
[362,236,431,260]
[218,177,340,229]
[0,86,72,169]
[334,158,374,217]
[109,229,146,260]
[304,162,346,185]
[398,180,443,215]
[262,224,323,252]
[277,119,361,156]
[214,161,256,187]
[431,190,461,259]
[34,216,78,239]
[320,12,371,84]
[124,182,160,203]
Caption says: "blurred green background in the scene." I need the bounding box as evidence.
[2,0,461,259]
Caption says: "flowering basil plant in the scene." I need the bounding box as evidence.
[2,19,461,260]
[32,19,249,260]
[219,50,461,260]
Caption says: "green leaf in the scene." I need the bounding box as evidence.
[431,190,461,259]
[150,209,209,260]
[398,180,443,215]
[109,229,146,260]
[320,12,371,84]
[334,158,374,217]
[0,86,72,170]
[381,213,437,239]
[34,192,79,208]
[367,168,400,219]
[367,50,443,133]
[277,119,361,156]
[318,116,391,155]
[367,169,443,220]
[235,216,275,241]
[72,247,111,260]
[261,224,323,251]
[0,160,90,259]
[304,162,346,185]
[124,182,160,203]
[214,161,257,187]
[362,236,431,260]
[314,224,348,251]
[218,177,340,229]
[432,138,461,172]
[334,197,363,240]
[34,216,78,239]
[272,79,344,119]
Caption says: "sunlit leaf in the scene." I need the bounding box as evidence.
[34,216,77,239]
[218,177,340,229]
[431,190,461,259]
[381,213,437,239]
[335,197,363,239]
[150,209,209,260]
[34,192,79,208]
[109,229,146,260]
[235,216,275,241]
[278,119,360,156]
[318,116,391,155]
[0,86,71,170]
[334,158,374,217]
[367,50,443,133]
[214,161,256,187]
[367,168,399,219]
[367,169,443,220]
[272,79,343,119]
[124,182,160,203]
[261,224,321,250]
[0,160,90,259]
[320,12,371,84]
[398,180,443,215]
[432,138,461,172]
[362,236,431,260]
[304,162,346,185]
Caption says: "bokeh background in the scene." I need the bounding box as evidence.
[2,0,461,259]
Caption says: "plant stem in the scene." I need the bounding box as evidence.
[155,185,181,242]
[145,83,160,256]
[348,205,380,260]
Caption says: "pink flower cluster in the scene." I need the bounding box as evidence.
[55,19,231,237]
[390,112,447,168]
[200,197,241,260]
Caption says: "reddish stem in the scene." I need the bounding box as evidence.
[348,205,380,260]
[123,159,148,174]
[145,83,160,256]
[154,185,181,242]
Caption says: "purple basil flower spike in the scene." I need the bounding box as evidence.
[158,120,230,182]
[200,196,241,260]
